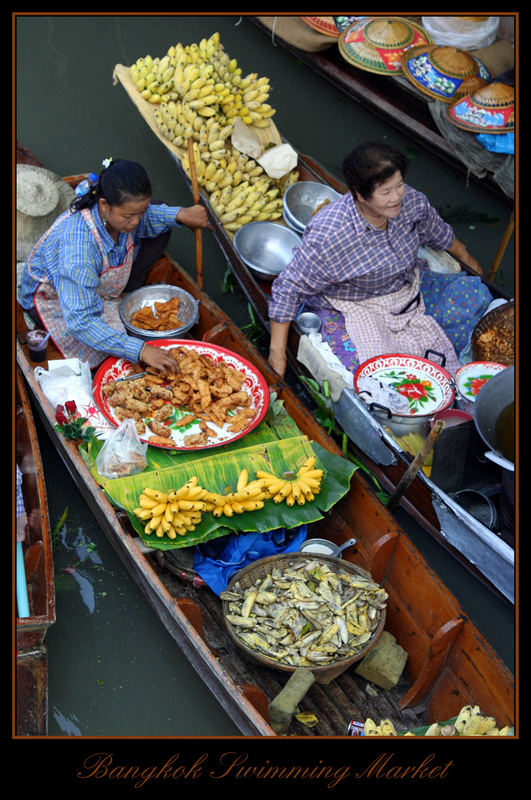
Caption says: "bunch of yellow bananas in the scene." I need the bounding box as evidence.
[203,468,268,518]
[133,479,208,539]
[129,53,180,105]
[179,142,297,233]
[399,704,513,737]
[363,718,399,736]
[256,456,324,507]
[133,457,324,540]
[129,32,276,127]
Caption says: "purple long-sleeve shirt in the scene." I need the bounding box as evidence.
[269,185,455,323]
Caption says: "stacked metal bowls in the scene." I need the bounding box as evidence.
[119,284,199,341]
[233,220,302,281]
[283,181,342,232]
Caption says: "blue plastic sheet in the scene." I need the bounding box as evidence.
[193,525,308,595]
[475,132,514,155]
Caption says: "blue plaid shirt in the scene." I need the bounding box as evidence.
[269,185,455,322]
[16,464,25,518]
[19,203,182,363]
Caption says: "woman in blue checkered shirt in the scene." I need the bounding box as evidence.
[19,158,211,375]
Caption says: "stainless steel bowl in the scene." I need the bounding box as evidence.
[233,221,302,282]
[283,181,342,230]
[119,284,199,341]
[295,311,322,335]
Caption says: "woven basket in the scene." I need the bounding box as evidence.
[472,302,514,366]
[222,552,386,684]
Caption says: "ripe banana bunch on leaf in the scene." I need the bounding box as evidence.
[400,704,514,737]
[203,468,268,518]
[133,479,208,539]
[256,456,323,507]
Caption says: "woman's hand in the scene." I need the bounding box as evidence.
[448,237,483,276]
[268,320,291,378]
[268,348,287,378]
[139,343,179,377]
[176,204,211,230]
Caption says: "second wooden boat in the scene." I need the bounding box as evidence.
[15,368,56,736]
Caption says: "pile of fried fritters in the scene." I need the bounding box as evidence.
[130,296,183,331]
[101,345,258,447]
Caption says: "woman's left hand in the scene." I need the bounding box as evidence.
[448,237,483,276]
[176,204,212,230]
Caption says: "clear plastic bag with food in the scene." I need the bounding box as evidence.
[95,418,148,479]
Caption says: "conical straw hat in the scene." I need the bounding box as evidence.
[16,164,75,261]
[402,44,491,102]
[447,81,515,133]
[338,16,431,75]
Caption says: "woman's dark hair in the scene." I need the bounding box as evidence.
[70,159,152,211]
[342,141,408,200]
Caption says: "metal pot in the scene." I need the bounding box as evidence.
[356,350,455,437]
[473,365,514,468]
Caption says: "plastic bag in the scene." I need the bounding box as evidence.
[95,418,148,479]
[422,16,499,50]
[35,358,93,408]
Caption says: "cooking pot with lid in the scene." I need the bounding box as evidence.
[354,351,455,437]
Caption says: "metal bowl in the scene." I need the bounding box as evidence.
[233,221,302,282]
[283,181,342,230]
[119,284,199,341]
[295,311,322,335]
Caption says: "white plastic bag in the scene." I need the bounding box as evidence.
[422,16,499,50]
[35,358,93,407]
[95,418,148,479]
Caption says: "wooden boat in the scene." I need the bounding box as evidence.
[250,15,515,206]
[103,65,517,602]
[15,367,56,736]
[15,162,514,737]
[143,134,514,606]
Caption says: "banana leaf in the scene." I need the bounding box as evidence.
[83,433,356,551]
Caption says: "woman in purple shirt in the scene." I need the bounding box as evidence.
[268,141,489,378]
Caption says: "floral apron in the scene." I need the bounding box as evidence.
[29,209,134,368]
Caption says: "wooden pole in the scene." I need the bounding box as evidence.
[386,419,445,512]
[488,210,514,283]
[187,138,203,288]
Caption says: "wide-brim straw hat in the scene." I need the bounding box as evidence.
[338,16,432,75]
[16,164,75,261]
[402,44,491,102]
[447,81,515,133]
[301,16,341,38]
